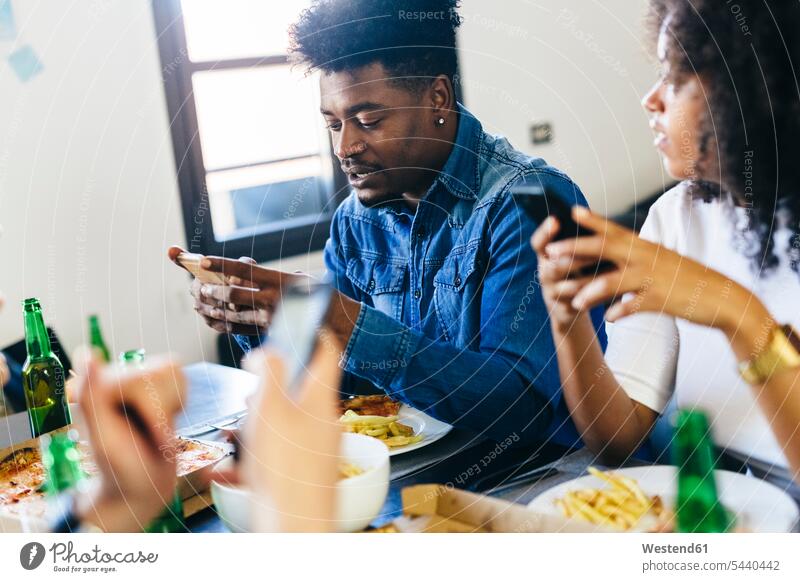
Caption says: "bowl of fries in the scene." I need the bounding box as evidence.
[336,432,391,532]
[210,433,389,533]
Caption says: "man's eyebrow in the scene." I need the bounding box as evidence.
[320,102,387,117]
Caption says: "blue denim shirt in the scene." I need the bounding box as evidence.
[320,105,607,447]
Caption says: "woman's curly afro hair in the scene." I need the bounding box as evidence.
[289,0,462,93]
[649,0,800,275]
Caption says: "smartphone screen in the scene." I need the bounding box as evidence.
[268,280,333,395]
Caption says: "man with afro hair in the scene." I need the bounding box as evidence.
[192,0,606,450]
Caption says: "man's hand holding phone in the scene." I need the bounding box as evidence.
[168,246,307,336]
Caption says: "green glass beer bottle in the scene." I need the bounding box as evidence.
[119,348,184,532]
[673,409,734,533]
[41,429,85,495]
[88,315,111,363]
[21,298,71,437]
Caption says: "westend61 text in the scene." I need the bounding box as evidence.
[642,543,708,554]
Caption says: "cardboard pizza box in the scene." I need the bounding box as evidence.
[397,484,615,533]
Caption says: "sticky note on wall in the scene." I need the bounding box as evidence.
[0,0,16,40]
[8,45,44,82]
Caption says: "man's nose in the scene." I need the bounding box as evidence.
[335,123,367,160]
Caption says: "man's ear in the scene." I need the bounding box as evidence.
[428,74,456,118]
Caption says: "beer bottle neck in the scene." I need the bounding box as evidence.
[24,309,53,360]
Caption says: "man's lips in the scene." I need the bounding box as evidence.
[342,165,382,185]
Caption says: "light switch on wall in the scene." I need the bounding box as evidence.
[530,122,554,145]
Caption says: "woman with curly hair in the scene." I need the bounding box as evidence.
[532,0,800,483]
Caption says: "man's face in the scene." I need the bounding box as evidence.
[320,63,441,206]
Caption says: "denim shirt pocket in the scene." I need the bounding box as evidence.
[432,244,483,342]
[346,256,407,321]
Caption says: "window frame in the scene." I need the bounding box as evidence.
[152,0,348,262]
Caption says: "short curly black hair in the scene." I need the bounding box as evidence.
[649,0,800,275]
[289,0,462,93]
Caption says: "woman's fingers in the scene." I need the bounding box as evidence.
[572,206,625,237]
[531,217,560,255]
[604,296,647,322]
[572,272,629,310]
[545,234,609,261]
[539,255,604,284]
[550,276,595,303]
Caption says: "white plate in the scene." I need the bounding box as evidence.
[385,405,452,457]
[528,465,799,533]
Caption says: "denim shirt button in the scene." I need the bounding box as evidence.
[368,279,376,291]
[454,276,462,287]
[414,289,421,300]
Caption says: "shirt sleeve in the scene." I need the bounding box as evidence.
[605,193,681,414]
[341,172,606,447]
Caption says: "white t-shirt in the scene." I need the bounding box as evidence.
[605,184,799,467]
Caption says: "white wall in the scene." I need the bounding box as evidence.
[0,0,667,362]
[0,0,217,362]
[458,0,669,214]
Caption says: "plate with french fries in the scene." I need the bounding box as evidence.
[528,465,799,533]
[339,405,452,456]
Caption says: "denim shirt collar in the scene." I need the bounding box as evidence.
[436,103,482,201]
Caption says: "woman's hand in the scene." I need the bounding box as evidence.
[240,337,343,532]
[72,351,185,532]
[531,216,606,330]
[543,207,774,349]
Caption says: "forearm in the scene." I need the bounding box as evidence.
[722,290,800,482]
[341,305,552,444]
[552,315,654,462]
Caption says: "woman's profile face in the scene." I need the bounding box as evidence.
[642,17,711,182]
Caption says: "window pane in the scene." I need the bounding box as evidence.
[180,0,311,62]
[207,157,331,240]
[192,66,323,171]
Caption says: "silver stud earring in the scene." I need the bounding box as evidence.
[436,117,446,127]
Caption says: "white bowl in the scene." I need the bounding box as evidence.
[335,432,391,532]
[211,433,390,533]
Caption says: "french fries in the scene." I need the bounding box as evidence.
[339,462,364,479]
[339,410,423,448]
[554,467,667,531]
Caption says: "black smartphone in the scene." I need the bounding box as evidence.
[512,184,615,274]
[268,280,334,396]
[511,184,593,240]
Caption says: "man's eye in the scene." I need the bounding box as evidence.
[359,119,381,129]
[326,122,342,132]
